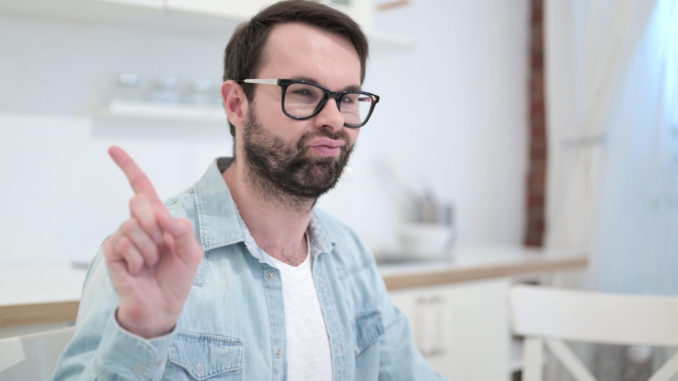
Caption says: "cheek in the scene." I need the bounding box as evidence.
[258,110,311,146]
[347,129,360,146]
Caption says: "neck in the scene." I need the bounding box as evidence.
[223,157,312,266]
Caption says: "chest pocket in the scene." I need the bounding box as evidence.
[354,310,385,356]
[167,331,243,380]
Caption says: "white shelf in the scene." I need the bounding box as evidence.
[0,0,414,52]
[95,100,226,124]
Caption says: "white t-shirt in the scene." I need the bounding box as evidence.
[268,237,333,380]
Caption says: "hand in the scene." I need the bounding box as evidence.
[103,146,203,338]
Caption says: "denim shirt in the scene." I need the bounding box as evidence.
[53,158,444,381]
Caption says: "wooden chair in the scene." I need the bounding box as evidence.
[0,325,75,380]
[509,284,678,381]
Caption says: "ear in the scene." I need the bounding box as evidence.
[221,80,248,128]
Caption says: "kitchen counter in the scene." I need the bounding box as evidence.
[380,244,587,290]
[0,245,587,328]
[0,262,85,328]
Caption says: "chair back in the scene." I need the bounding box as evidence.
[509,285,678,381]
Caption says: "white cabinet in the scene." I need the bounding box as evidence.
[163,0,376,41]
[97,0,162,9]
[389,279,512,380]
[0,0,411,51]
[163,0,374,31]
[164,0,272,20]
[316,0,374,32]
[381,245,589,379]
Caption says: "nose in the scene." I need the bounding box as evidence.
[313,97,345,132]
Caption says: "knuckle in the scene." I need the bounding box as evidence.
[120,219,138,235]
[129,253,142,268]
[131,176,149,190]
[129,193,146,210]
[116,236,128,252]
[142,238,159,255]
[102,238,114,257]
[147,245,159,260]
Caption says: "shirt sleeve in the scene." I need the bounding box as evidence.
[52,248,176,381]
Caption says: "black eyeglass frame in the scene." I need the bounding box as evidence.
[238,78,380,128]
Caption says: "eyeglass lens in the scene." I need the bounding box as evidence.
[284,82,374,126]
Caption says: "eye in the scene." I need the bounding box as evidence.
[341,94,358,104]
[291,88,314,97]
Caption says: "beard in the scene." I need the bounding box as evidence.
[242,107,354,201]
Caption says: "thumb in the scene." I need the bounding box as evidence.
[156,213,203,264]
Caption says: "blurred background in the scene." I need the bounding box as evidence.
[1,0,677,379]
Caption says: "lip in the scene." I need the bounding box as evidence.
[308,138,345,149]
[307,137,345,156]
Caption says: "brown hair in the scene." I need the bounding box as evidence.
[222,0,369,137]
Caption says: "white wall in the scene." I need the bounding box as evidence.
[0,0,528,264]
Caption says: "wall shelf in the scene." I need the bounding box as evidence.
[94,100,226,124]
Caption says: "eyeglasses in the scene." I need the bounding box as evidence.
[238,78,380,128]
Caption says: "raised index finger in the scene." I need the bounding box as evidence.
[108,146,160,200]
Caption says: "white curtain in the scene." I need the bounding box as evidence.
[588,0,678,295]
[544,0,678,378]
[544,0,657,252]
[545,0,678,292]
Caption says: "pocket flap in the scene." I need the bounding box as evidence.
[354,311,385,355]
[168,331,243,380]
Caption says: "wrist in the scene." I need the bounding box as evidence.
[116,307,176,339]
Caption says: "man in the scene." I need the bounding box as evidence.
[54,1,444,380]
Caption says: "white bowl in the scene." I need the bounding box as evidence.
[397,223,454,259]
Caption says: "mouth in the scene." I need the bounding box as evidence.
[307,138,345,157]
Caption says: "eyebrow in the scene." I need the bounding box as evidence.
[290,75,362,92]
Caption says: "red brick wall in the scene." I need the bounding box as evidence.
[524,0,547,247]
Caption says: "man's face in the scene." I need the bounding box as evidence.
[240,22,362,199]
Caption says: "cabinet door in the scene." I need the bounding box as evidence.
[164,0,374,30]
[315,0,374,31]
[390,279,512,381]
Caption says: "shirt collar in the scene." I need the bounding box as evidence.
[193,157,244,252]
[192,157,335,257]
[309,211,335,257]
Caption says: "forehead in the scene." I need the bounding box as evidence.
[257,22,362,88]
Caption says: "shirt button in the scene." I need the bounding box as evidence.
[275,348,283,358]
[266,271,276,280]
[196,363,205,377]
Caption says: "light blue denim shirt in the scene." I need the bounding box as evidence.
[54,158,445,381]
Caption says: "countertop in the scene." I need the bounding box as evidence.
[379,244,587,290]
[0,244,587,328]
